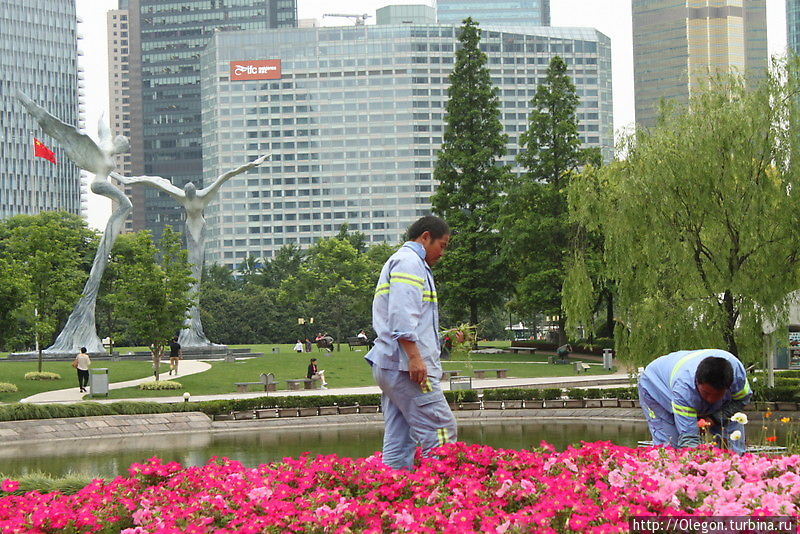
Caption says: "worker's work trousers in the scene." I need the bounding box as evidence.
[372,365,457,469]
[639,387,745,454]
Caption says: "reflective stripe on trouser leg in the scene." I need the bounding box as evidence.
[638,384,679,447]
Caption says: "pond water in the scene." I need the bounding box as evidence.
[0,420,650,478]
[3,419,793,479]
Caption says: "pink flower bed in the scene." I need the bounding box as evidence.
[1,441,799,533]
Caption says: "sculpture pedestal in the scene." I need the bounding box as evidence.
[8,350,108,361]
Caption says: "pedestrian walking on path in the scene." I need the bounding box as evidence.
[73,347,91,393]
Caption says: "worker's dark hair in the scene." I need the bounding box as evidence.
[695,356,733,390]
[407,215,450,241]
[80,347,87,353]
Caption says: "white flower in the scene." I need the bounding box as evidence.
[729,430,742,441]
[731,412,748,425]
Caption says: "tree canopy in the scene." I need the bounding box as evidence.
[565,61,800,366]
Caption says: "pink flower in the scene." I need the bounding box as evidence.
[0,480,18,493]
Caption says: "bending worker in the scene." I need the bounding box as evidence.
[638,349,752,454]
[366,215,458,469]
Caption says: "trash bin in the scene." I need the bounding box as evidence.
[602,349,614,370]
[90,368,109,397]
[450,376,472,391]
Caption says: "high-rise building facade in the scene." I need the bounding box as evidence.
[788,0,800,54]
[107,0,297,239]
[200,24,612,268]
[1,0,82,219]
[632,0,768,128]
[436,0,550,27]
[376,4,437,25]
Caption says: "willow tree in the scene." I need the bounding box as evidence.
[565,60,800,366]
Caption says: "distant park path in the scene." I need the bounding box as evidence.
[21,360,212,403]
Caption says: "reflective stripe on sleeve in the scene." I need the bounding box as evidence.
[732,380,751,400]
[671,401,697,418]
[389,273,424,289]
[422,290,438,303]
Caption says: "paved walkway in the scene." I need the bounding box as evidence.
[21,370,631,405]
[20,360,212,404]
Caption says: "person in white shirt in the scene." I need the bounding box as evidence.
[74,347,91,393]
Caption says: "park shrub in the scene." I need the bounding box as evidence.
[138,381,182,390]
[584,388,603,399]
[24,372,61,381]
[482,388,540,401]
[539,388,561,400]
[605,387,638,400]
[773,377,800,388]
[0,471,93,496]
[565,388,586,400]
[0,383,18,393]
[753,386,799,403]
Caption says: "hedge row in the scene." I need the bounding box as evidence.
[0,384,795,423]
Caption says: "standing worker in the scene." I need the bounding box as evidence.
[638,349,752,454]
[366,215,460,469]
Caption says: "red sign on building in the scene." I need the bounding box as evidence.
[230,60,282,81]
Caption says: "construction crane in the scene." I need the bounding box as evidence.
[323,13,372,25]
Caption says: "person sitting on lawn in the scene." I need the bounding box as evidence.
[307,358,328,389]
[293,340,303,353]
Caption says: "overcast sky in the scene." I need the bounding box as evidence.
[75,0,789,229]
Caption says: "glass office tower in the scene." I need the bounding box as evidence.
[108,0,297,238]
[632,0,767,128]
[200,24,612,268]
[788,0,800,54]
[1,0,82,219]
[436,0,550,27]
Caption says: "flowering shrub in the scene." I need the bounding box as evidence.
[1,442,800,533]
[24,372,61,381]
[0,383,18,393]
[138,380,182,391]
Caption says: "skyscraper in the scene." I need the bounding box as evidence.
[201,23,612,266]
[632,0,768,128]
[107,0,297,239]
[436,0,550,27]
[1,0,82,219]
[788,0,800,54]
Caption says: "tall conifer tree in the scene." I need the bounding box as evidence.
[431,18,510,327]
[500,56,599,342]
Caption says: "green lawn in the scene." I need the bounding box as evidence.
[0,360,170,403]
[101,343,615,399]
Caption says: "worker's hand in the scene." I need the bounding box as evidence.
[408,356,428,385]
[455,331,465,344]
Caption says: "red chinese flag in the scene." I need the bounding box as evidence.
[33,138,57,164]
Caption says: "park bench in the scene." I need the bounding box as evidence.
[286,377,322,391]
[346,337,370,350]
[509,346,537,355]
[574,362,591,373]
[234,372,276,393]
[441,369,462,380]
[473,369,508,379]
